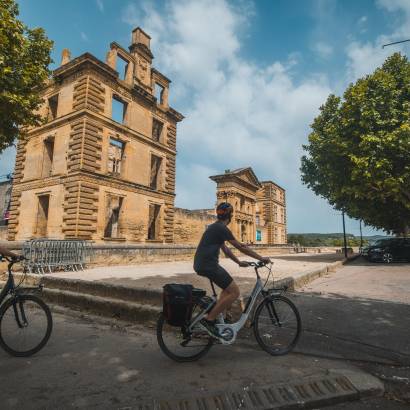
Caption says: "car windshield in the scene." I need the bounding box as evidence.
[371,238,391,247]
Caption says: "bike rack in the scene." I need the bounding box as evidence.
[21,239,93,274]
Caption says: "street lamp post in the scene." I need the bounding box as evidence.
[342,211,348,258]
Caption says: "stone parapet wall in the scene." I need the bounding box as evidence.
[173,208,215,245]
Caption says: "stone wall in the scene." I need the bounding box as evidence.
[173,208,215,245]
[0,240,298,267]
[0,226,7,240]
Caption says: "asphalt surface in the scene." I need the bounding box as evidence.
[0,257,409,409]
[299,257,410,408]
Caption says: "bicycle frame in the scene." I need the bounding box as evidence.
[0,261,16,305]
[0,259,42,306]
[187,263,275,345]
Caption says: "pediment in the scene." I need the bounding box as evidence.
[235,167,261,188]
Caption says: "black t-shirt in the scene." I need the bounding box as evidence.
[193,221,235,272]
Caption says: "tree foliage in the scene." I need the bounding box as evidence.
[301,53,410,235]
[0,0,53,152]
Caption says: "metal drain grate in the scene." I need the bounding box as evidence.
[136,374,359,409]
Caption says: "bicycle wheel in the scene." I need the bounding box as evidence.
[253,295,301,356]
[0,294,53,357]
[157,305,214,362]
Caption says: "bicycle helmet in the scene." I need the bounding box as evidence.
[216,202,233,220]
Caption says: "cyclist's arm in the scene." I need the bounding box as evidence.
[227,239,271,263]
[221,243,241,264]
[0,245,18,258]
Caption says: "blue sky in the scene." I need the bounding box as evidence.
[2,0,410,235]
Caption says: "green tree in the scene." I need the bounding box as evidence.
[0,0,53,153]
[301,53,410,236]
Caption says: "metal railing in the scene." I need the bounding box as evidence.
[21,239,93,274]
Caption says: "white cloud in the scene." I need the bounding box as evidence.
[312,42,333,58]
[96,0,104,12]
[346,40,392,80]
[122,0,334,232]
[346,1,410,81]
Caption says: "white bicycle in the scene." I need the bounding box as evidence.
[157,261,301,362]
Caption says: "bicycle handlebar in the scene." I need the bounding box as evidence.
[244,261,272,268]
[0,255,24,264]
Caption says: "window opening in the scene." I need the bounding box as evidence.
[41,136,55,177]
[117,55,129,81]
[150,155,162,190]
[35,195,50,237]
[104,195,123,238]
[108,138,124,175]
[152,119,163,142]
[147,203,161,240]
[154,83,165,104]
[112,96,127,124]
[48,94,59,121]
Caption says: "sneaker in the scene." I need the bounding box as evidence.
[200,318,220,339]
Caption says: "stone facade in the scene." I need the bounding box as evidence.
[8,28,183,243]
[256,181,287,244]
[174,208,215,245]
[210,168,287,245]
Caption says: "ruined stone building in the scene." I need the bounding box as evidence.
[7,28,183,242]
[174,168,287,245]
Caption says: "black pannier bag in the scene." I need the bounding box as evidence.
[163,284,194,326]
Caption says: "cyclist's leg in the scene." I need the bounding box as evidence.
[207,281,239,321]
[204,265,240,321]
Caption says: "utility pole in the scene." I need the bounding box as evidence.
[359,219,363,251]
[342,211,348,258]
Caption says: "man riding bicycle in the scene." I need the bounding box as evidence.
[194,202,271,337]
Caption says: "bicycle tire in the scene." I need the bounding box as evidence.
[157,310,214,362]
[0,294,53,357]
[253,295,301,356]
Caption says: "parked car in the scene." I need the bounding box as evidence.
[366,238,410,263]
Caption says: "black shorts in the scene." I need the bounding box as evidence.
[196,265,233,290]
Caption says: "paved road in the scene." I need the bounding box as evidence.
[298,257,410,407]
[0,308,370,409]
[0,257,408,409]
[300,257,409,304]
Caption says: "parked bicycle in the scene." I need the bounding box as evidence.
[157,261,301,362]
[0,255,53,357]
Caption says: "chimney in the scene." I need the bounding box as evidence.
[131,27,151,50]
[129,27,154,88]
[61,49,71,66]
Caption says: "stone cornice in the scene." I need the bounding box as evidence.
[260,180,286,192]
[53,53,118,82]
[25,110,176,156]
[211,175,260,192]
[151,68,171,85]
[128,42,154,60]
[68,171,175,199]
[12,172,175,200]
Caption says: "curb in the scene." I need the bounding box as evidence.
[42,288,161,323]
[276,254,359,290]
